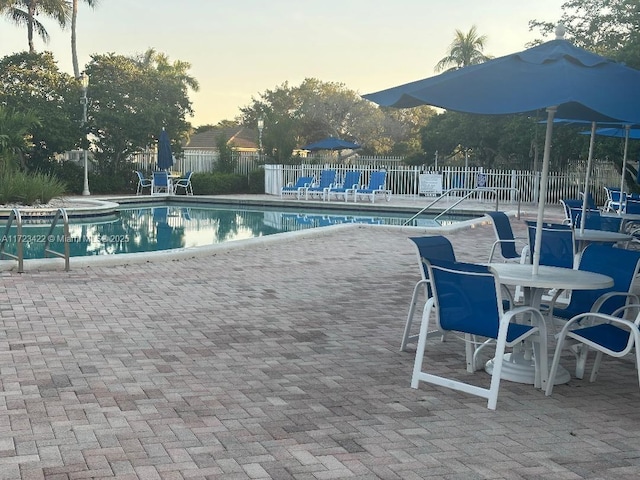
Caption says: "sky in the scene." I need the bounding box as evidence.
[0,0,564,127]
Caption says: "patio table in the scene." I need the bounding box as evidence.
[573,228,632,252]
[485,263,613,388]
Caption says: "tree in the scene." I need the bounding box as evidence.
[1,0,71,53]
[71,0,99,78]
[0,51,79,170]
[85,49,198,176]
[434,25,492,72]
[0,105,41,173]
[529,0,640,67]
[240,78,394,160]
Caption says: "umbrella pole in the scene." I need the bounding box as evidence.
[533,106,557,275]
[619,125,631,210]
[580,122,597,234]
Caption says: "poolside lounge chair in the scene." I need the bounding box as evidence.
[353,171,391,203]
[411,259,548,410]
[325,171,361,202]
[135,171,152,195]
[305,169,336,200]
[281,175,314,199]
[173,171,193,195]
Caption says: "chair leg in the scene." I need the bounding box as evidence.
[546,333,568,396]
[575,345,589,379]
[401,284,426,352]
[411,300,436,389]
[589,351,604,382]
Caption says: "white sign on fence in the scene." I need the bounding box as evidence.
[419,173,443,196]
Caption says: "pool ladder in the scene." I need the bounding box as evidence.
[0,208,71,272]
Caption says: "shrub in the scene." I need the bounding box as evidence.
[191,172,248,195]
[0,170,66,205]
[247,168,265,194]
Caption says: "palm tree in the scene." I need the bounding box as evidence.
[1,0,71,53]
[71,0,99,78]
[434,25,493,72]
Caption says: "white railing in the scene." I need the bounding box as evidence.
[266,163,623,206]
[129,150,261,176]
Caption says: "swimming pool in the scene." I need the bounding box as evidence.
[1,203,476,259]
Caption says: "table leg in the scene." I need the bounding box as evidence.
[485,286,570,387]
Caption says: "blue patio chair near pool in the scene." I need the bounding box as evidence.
[411,259,548,410]
[325,171,361,202]
[544,244,640,350]
[485,211,526,263]
[402,236,457,353]
[173,171,193,195]
[135,171,152,195]
[305,169,336,200]
[523,221,575,268]
[353,171,391,203]
[547,304,640,396]
[280,175,314,199]
[151,171,171,195]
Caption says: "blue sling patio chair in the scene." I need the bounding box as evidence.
[522,221,575,268]
[173,171,193,195]
[325,170,361,202]
[280,175,314,199]
[544,245,640,380]
[151,171,171,195]
[411,259,548,410]
[402,236,457,353]
[135,171,152,195]
[305,169,337,200]
[353,171,391,203]
[547,303,640,396]
[485,211,526,263]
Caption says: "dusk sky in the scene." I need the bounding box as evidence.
[1,0,563,127]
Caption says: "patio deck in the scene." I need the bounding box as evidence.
[1,197,640,479]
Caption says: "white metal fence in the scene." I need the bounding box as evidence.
[267,162,623,206]
[126,148,623,206]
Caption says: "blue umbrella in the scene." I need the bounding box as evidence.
[364,25,640,272]
[301,136,361,151]
[157,129,174,171]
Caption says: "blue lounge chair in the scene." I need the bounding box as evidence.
[135,171,152,195]
[280,175,314,199]
[305,169,336,200]
[173,171,193,195]
[485,211,526,262]
[325,171,361,202]
[412,259,548,410]
[353,171,391,203]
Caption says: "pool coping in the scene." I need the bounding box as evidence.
[1,195,498,272]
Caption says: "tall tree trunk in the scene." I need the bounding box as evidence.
[71,0,79,77]
[27,0,36,53]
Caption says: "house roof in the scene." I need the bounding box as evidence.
[184,126,259,150]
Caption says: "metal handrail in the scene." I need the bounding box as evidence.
[43,208,71,271]
[403,187,521,225]
[0,208,24,273]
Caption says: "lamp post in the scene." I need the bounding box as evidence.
[80,72,90,196]
[257,117,264,161]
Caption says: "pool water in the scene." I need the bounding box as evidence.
[1,204,471,259]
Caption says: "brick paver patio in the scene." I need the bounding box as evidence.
[1,201,640,479]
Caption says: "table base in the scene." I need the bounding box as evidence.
[485,352,570,385]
